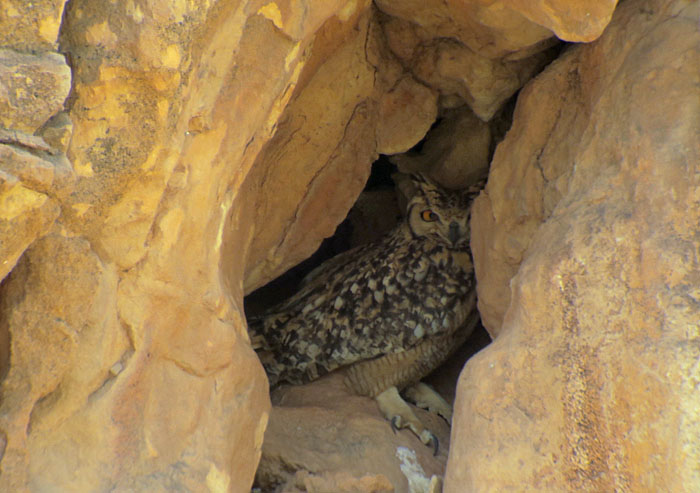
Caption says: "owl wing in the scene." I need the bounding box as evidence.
[246,239,376,348]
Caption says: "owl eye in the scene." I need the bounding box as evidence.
[421,209,439,222]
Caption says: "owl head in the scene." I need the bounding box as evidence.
[403,173,475,249]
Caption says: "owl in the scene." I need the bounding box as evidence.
[247,173,480,453]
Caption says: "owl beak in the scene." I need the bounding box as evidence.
[448,221,461,246]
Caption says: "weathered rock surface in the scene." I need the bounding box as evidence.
[2,0,362,489]
[376,76,438,155]
[0,0,67,52]
[2,0,691,491]
[0,49,71,134]
[237,3,381,293]
[407,35,556,121]
[375,0,617,120]
[0,45,72,285]
[392,106,491,189]
[1,0,454,489]
[257,374,450,493]
[449,0,700,491]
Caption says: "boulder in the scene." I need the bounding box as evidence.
[449,0,700,490]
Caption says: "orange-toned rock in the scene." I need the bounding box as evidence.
[380,13,558,120]
[448,0,699,491]
[392,106,491,189]
[512,0,618,42]
[0,124,76,283]
[410,38,556,121]
[376,0,554,59]
[1,0,388,490]
[1,0,695,491]
[256,374,449,493]
[238,4,383,293]
[0,49,71,134]
[375,0,617,120]
[0,0,67,51]
[376,76,438,155]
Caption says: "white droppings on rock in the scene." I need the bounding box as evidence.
[396,446,439,493]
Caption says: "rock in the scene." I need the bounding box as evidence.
[376,76,438,155]
[0,235,124,490]
[0,0,67,51]
[0,178,58,282]
[256,373,450,493]
[376,0,555,59]
[36,111,74,153]
[0,143,55,192]
[0,142,62,281]
[286,470,395,493]
[392,106,491,189]
[511,0,619,42]
[448,0,700,490]
[375,0,617,119]
[0,49,72,134]
[410,38,557,121]
[2,0,361,488]
[380,13,560,121]
[0,0,694,491]
[0,125,76,282]
[239,4,381,293]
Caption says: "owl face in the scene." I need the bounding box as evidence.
[406,174,473,249]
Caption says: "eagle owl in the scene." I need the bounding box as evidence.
[248,173,480,452]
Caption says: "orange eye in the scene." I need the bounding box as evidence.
[421,209,439,222]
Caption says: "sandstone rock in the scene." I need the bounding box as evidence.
[1,0,694,491]
[511,0,619,42]
[36,111,73,153]
[0,234,125,489]
[412,38,557,121]
[3,0,375,489]
[380,13,559,121]
[278,470,395,493]
[0,137,69,282]
[392,106,491,189]
[448,0,700,491]
[375,0,555,59]
[239,4,381,293]
[0,0,67,51]
[0,49,71,134]
[376,76,438,155]
[0,176,59,283]
[256,373,450,493]
[375,0,618,120]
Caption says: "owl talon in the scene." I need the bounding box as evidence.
[404,382,453,424]
[376,386,442,455]
[418,429,439,456]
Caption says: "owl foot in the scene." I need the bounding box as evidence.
[375,386,439,456]
[404,382,453,423]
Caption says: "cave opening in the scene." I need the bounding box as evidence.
[241,100,515,490]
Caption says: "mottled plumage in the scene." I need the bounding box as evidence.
[248,174,478,389]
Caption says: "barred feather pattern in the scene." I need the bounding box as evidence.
[247,174,478,388]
